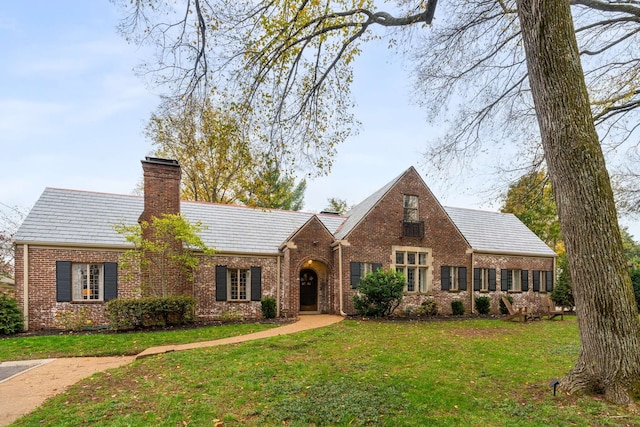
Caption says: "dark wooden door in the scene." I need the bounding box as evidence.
[299,269,318,311]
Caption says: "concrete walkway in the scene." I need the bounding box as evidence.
[0,315,343,426]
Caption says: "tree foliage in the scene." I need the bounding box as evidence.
[240,161,306,210]
[501,170,561,251]
[0,203,27,280]
[325,197,350,214]
[115,213,214,297]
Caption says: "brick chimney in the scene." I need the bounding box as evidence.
[139,157,181,224]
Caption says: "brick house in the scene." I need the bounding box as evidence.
[14,158,556,330]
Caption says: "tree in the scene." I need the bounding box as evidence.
[325,198,350,215]
[0,203,28,280]
[116,0,640,404]
[240,160,307,210]
[516,0,640,404]
[115,214,214,297]
[501,170,561,250]
[146,98,256,204]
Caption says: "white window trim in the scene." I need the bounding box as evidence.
[479,268,490,292]
[507,269,522,292]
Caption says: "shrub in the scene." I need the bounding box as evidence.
[352,269,405,317]
[416,298,438,316]
[106,296,195,330]
[451,300,465,315]
[475,296,491,315]
[261,297,277,319]
[499,295,513,315]
[54,307,95,331]
[0,294,23,334]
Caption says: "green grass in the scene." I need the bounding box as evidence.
[0,323,279,361]
[9,318,640,426]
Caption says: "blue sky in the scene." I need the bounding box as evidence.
[1,1,638,238]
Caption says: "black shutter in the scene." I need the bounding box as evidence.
[546,271,554,292]
[459,267,467,291]
[372,263,382,272]
[350,262,361,289]
[441,266,451,291]
[489,269,497,291]
[533,270,540,292]
[104,262,118,301]
[521,270,529,292]
[473,268,481,291]
[501,269,508,291]
[216,265,227,301]
[56,261,72,302]
[250,266,262,301]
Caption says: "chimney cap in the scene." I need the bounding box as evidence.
[142,157,180,167]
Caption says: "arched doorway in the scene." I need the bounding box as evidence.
[299,268,318,312]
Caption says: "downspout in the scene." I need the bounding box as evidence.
[470,250,475,314]
[23,244,29,331]
[338,242,347,316]
[277,255,281,317]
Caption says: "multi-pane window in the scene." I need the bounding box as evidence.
[394,248,429,292]
[506,269,521,291]
[72,263,103,301]
[449,267,460,291]
[403,195,419,222]
[229,268,249,300]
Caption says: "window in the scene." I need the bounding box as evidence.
[403,195,419,221]
[394,247,430,292]
[215,266,262,302]
[56,261,117,303]
[350,262,382,288]
[502,269,522,292]
[533,270,554,292]
[441,265,467,292]
[72,263,104,301]
[229,268,249,300]
[473,268,496,292]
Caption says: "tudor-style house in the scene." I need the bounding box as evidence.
[13,157,556,330]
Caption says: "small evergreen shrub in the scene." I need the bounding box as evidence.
[106,296,195,330]
[631,268,640,311]
[353,269,405,317]
[451,300,465,315]
[0,294,23,334]
[261,297,277,319]
[416,298,438,316]
[499,295,513,315]
[475,296,491,315]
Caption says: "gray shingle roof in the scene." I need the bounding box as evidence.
[444,206,556,256]
[14,188,346,254]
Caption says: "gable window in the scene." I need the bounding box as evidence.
[215,266,262,302]
[403,195,419,221]
[350,262,382,288]
[394,248,431,292]
[473,268,497,292]
[56,261,118,303]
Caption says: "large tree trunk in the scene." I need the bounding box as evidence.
[515,0,640,405]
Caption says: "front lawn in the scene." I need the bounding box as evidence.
[10,318,640,426]
[0,322,280,361]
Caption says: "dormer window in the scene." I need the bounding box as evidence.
[403,195,419,221]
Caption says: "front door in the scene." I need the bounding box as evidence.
[299,269,318,311]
